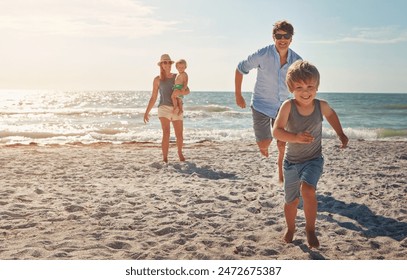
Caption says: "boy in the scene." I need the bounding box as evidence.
[172,59,188,115]
[272,60,348,248]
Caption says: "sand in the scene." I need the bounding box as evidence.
[0,139,406,260]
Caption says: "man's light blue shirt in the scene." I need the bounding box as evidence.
[237,44,302,118]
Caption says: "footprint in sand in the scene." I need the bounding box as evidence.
[107,241,132,250]
[153,227,179,236]
[65,205,85,212]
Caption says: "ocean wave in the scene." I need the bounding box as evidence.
[0,131,86,139]
[383,104,407,110]
[0,108,145,117]
[3,126,407,146]
[323,127,407,140]
[186,104,232,113]
[377,128,407,138]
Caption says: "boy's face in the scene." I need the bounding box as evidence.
[176,63,186,72]
[291,79,318,105]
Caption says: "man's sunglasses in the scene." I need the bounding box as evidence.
[274,33,292,40]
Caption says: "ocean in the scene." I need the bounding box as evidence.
[1,90,406,145]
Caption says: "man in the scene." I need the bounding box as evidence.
[234,20,302,182]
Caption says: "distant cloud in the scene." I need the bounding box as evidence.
[0,0,178,38]
[309,26,407,44]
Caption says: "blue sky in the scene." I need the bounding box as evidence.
[1,0,407,92]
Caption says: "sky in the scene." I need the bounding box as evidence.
[1,0,407,93]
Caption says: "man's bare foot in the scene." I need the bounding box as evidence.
[259,148,269,157]
[278,173,284,183]
[257,139,271,157]
[283,229,295,243]
[306,230,320,249]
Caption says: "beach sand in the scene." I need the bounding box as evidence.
[0,139,406,260]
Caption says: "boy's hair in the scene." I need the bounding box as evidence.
[286,60,320,92]
[176,59,187,68]
[273,20,294,35]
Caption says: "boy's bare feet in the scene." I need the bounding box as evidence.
[306,230,320,249]
[283,229,295,243]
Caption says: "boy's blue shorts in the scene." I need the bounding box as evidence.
[283,156,324,203]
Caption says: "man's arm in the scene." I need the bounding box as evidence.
[235,69,246,108]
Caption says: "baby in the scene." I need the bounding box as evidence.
[172,59,189,115]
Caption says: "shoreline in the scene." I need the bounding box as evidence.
[0,139,406,260]
[1,136,407,148]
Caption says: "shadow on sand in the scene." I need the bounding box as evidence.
[317,195,407,241]
[172,162,238,180]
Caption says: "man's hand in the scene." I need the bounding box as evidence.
[235,95,246,109]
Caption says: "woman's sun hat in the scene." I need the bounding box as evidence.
[157,54,174,66]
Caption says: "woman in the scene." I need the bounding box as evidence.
[144,54,190,163]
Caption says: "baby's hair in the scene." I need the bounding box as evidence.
[286,60,320,92]
[176,59,187,68]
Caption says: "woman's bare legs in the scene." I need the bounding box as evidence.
[159,117,171,163]
[172,120,185,161]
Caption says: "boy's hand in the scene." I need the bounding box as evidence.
[338,133,349,148]
[295,132,314,144]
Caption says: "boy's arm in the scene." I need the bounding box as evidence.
[183,73,188,90]
[272,101,314,144]
[320,100,348,148]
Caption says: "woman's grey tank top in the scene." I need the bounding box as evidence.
[285,99,323,163]
[158,75,176,107]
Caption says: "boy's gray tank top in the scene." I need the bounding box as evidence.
[285,99,323,163]
[158,75,176,107]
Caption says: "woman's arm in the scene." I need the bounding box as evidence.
[144,76,160,123]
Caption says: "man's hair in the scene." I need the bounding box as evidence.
[286,60,320,92]
[273,20,294,35]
